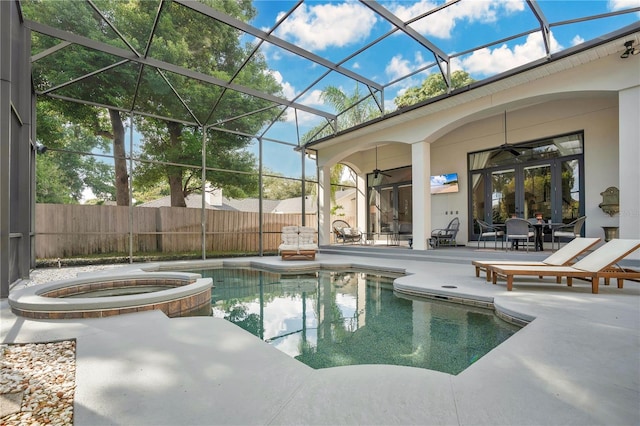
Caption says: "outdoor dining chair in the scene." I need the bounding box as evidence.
[552,216,586,251]
[476,219,504,249]
[505,218,534,251]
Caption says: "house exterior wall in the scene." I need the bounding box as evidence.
[315,42,639,249]
[430,96,620,244]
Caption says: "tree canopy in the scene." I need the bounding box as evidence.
[25,0,284,207]
[302,84,381,143]
[394,70,475,109]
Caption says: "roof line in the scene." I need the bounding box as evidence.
[305,23,640,148]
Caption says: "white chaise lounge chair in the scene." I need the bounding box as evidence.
[472,237,600,282]
[490,239,640,294]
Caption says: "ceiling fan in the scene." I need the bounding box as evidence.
[495,111,538,156]
[373,146,391,178]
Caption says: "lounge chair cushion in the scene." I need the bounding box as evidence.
[281,232,299,246]
[282,225,299,234]
[279,226,319,260]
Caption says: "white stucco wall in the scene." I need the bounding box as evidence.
[314,42,639,248]
[430,95,620,244]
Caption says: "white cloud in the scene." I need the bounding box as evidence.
[385,55,413,81]
[384,99,397,113]
[385,51,431,81]
[267,70,297,100]
[460,31,562,76]
[275,2,377,51]
[390,0,524,39]
[282,90,326,125]
[571,35,585,46]
[298,89,325,107]
[608,0,640,10]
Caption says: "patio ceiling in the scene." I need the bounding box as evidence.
[20,0,640,147]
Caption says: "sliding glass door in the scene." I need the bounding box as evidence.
[367,166,412,237]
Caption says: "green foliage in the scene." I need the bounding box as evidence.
[394,70,475,109]
[124,0,282,205]
[262,177,302,200]
[133,124,261,201]
[301,85,381,143]
[25,0,284,207]
[35,100,115,203]
[35,155,75,204]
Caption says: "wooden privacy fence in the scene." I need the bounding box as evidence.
[35,204,318,258]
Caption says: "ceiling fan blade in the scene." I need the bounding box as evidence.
[373,169,391,178]
[507,148,521,156]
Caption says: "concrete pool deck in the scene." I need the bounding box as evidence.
[1,249,639,425]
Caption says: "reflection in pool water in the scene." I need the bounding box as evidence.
[195,268,521,375]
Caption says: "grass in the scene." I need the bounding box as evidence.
[36,250,279,268]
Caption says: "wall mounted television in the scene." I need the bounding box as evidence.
[430,173,459,194]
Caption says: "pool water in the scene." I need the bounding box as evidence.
[62,285,176,298]
[196,268,521,375]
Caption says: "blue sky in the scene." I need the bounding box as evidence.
[242,0,639,144]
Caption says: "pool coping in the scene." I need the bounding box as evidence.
[8,271,212,314]
[2,253,638,425]
[142,257,534,326]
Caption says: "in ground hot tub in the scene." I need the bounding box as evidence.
[9,271,213,319]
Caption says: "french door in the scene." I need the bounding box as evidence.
[367,167,413,236]
[368,183,413,234]
[470,157,583,239]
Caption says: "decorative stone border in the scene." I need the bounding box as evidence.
[8,272,212,319]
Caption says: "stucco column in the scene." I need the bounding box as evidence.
[356,173,366,233]
[318,165,332,245]
[411,141,431,250]
[618,86,640,254]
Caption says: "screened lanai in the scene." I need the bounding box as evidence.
[2,0,640,296]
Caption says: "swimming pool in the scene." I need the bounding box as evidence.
[193,267,522,375]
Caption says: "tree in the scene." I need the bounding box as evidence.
[302,84,381,143]
[394,70,475,109]
[35,99,115,203]
[25,0,283,207]
[23,0,139,205]
[262,172,307,200]
[129,0,283,206]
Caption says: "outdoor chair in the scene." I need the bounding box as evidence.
[398,223,413,247]
[472,237,600,282]
[430,217,460,247]
[476,219,504,249]
[332,220,363,244]
[552,216,586,251]
[490,238,640,294]
[278,226,318,260]
[505,218,534,251]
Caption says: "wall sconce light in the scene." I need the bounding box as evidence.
[620,40,638,59]
[35,143,48,154]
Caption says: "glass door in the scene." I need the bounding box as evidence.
[491,169,515,223]
[379,187,394,233]
[559,159,581,224]
[523,164,552,220]
[367,166,413,240]
[468,132,584,241]
[397,184,412,230]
